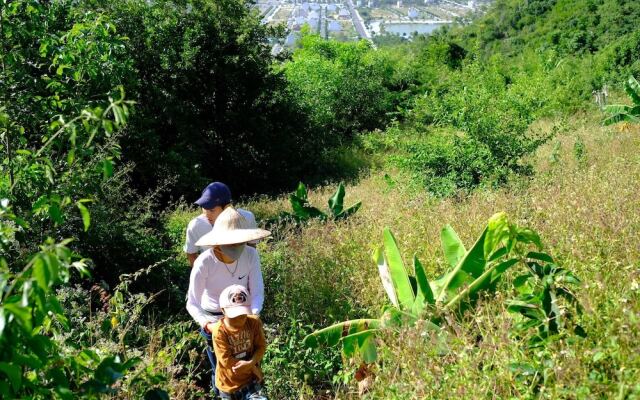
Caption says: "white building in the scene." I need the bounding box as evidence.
[328,20,342,31]
[408,7,419,18]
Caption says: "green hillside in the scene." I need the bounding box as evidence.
[1,0,639,398]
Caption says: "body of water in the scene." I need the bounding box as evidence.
[383,22,449,36]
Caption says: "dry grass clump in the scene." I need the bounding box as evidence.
[245,113,639,398]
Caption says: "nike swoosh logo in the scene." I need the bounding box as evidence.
[238,275,247,280]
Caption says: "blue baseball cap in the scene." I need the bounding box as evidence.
[194,182,232,209]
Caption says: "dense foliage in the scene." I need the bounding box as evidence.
[2,0,640,397]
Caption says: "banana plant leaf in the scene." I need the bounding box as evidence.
[302,319,381,349]
[440,225,466,269]
[603,76,640,126]
[342,329,379,361]
[624,75,640,105]
[443,257,520,311]
[329,183,361,220]
[289,191,327,220]
[382,228,415,311]
[295,182,309,200]
[435,227,487,304]
[603,105,640,125]
[412,256,434,315]
[483,212,511,259]
[335,201,361,220]
[328,183,346,216]
[374,247,398,307]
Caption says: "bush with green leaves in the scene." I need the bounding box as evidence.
[97,0,328,197]
[410,56,553,188]
[282,31,398,140]
[0,92,168,398]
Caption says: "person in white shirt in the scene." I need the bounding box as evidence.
[184,182,257,267]
[186,207,271,395]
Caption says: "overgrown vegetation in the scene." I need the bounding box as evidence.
[2,0,640,397]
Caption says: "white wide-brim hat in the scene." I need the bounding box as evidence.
[195,207,271,247]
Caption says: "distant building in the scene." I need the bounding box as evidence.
[467,0,476,8]
[356,0,362,6]
[327,4,337,12]
[308,18,320,30]
[396,0,402,8]
[301,2,310,11]
[338,8,350,19]
[328,20,342,31]
[408,7,418,18]
[308,10,319,19]
[310,3,320,10]
[367,0,374,7]
[285,33,296,47]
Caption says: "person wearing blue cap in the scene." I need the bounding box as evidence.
[184,182,257,267]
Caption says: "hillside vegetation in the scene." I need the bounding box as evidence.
[1,0,639,398]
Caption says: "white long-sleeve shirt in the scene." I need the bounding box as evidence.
[186,246,264,327]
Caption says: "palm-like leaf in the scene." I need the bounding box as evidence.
[382,228,415,311]
[624,76,640,106]
[329,183,362,220]
[302,319,381,360]
[603,76,640,126]
[440,225,466,268]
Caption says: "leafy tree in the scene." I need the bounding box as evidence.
[282,32,397,141]
[0,0,135,261]
[98,0,322,197]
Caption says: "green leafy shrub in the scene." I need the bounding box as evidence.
[282,32,397,140]
[0,89,170,397]
[100,0,327,196]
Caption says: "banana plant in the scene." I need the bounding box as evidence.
[285,182,361,222]
[603,76,640,125]
[328,183,362,220]
[302,213,544,362]
[287,182,327,221]
[506,253,586,348]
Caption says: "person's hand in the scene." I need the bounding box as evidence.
[232,360,254,374]
[204,322,216,333]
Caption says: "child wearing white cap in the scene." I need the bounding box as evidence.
[211,285,268,400]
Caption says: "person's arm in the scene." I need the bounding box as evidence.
[247,250,264,315]
[186,258,213,327]
[187,253,198,267]
[184,220,200,267]
[213,327,238,369]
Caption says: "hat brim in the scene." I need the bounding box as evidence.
[224,305,252,318]
[195,228,271,247]
[194,197,214,209]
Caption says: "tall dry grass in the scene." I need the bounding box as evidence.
[240,113,639,398]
